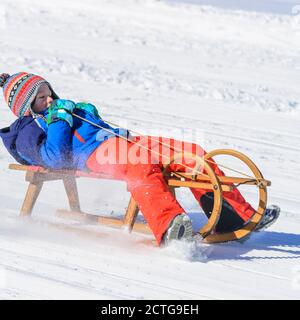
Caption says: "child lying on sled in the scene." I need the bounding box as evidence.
[0,72,279,246]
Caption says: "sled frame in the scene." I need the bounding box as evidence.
[8,149,271,244]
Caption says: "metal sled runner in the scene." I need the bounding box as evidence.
[9,148,271,244]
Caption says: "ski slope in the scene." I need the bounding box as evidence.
[0,0,300,299]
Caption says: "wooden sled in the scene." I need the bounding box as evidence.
[8,149,271,244]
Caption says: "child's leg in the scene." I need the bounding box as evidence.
[144,136,255,232]
[86,137,184,245]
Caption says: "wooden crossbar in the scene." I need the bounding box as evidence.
[171,172,271,187]
[168,179,233,192]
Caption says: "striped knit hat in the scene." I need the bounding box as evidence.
[0,72,59,117]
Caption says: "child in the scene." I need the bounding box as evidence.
[0,72,279,246]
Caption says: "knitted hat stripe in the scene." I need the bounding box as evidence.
[16,80,46,117]
[4,72,28,103]
[10,76,36,111]
[11,77,46,116]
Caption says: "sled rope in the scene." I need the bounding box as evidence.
[72,113,259,182]
[101,118,258,181]
[72,113,204,175]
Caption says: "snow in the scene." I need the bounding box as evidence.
[0,0,300,299]
[167,0,300,15]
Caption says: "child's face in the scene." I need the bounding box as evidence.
[31,83,53,113]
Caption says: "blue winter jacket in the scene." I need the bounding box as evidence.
[0,102,129,170]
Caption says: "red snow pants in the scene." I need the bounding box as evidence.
[86,136,255,245]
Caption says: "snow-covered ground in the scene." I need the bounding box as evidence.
[168,0,300,15]
[0,0,300,299]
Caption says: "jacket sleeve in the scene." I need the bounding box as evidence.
[39,121,73,169]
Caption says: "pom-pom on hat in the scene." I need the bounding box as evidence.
[0,72,59,117]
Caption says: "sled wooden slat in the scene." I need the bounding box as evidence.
[56,209,99,222]
[172,172,271,187]
[56,209,151,234]
[97,216,150,233]
[123,197,140,231]
[20,181,43,217]
[62,176,81,212]
[168,179,233,192]
[8,163,112,180]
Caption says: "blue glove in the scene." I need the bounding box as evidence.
[47,99,76,127]
[75,102,100,118]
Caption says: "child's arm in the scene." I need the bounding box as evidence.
[40,100,75,169]
[75,102,132,140]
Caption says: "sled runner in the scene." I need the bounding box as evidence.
[8,148,271,244]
